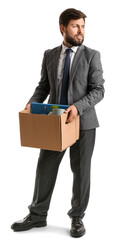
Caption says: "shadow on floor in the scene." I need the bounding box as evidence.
[13,224,70,236]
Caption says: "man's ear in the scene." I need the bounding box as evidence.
[60,24,66,35]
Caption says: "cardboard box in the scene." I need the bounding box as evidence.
[19,109,80,151]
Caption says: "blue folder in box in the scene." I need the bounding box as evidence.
[31,102,70,115]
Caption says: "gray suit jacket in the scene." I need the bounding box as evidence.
[28,44,105,130]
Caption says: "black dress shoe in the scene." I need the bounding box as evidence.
[70,217,86,238]
[11,214,47,231]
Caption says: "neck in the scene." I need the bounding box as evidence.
[63,40,72,48]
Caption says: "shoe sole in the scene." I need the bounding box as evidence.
[70,229,86,238]
[11,222,47,232]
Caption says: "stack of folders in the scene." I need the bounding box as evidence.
[31,103,69,115]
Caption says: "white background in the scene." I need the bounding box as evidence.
[0,0,117,239]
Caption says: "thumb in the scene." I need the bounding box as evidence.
[65,107,71,113]
[25,103,31,109]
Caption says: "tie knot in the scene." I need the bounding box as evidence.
[66,48,73,54]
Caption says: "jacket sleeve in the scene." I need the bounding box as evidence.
[27,51,50,104]
[73,51,105,116]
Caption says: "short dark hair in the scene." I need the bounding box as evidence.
[59,8,87,32]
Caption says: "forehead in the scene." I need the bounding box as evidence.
[68,18,85,26]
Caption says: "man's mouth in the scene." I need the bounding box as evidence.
[76,34,82,38]
[75,34,83,40]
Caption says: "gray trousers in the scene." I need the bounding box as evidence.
[28,129,96,221]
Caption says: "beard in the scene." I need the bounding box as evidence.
[65,30,84,46]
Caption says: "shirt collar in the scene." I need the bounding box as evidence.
[61,42,78,54]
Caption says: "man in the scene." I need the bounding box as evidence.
[11,8,105,238]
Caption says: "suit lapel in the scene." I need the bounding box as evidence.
[52,45,62,99]
[69,44,84,87]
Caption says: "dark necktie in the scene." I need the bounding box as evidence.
[60,48,72,105]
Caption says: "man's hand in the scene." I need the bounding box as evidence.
[25,103,31,111]
[65,105,78,123]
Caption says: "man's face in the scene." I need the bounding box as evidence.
[61,18,85,47]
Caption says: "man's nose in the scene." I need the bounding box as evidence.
[77,27,82,33]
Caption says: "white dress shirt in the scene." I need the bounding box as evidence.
[57,43,78,104]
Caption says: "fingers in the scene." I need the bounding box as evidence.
[66,113,72,123]
[64,106,72,114]
[25,103,31,110]
[65,105,78,123]
[65,108,73,123]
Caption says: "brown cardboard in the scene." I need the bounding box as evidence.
[19,109,80,151]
